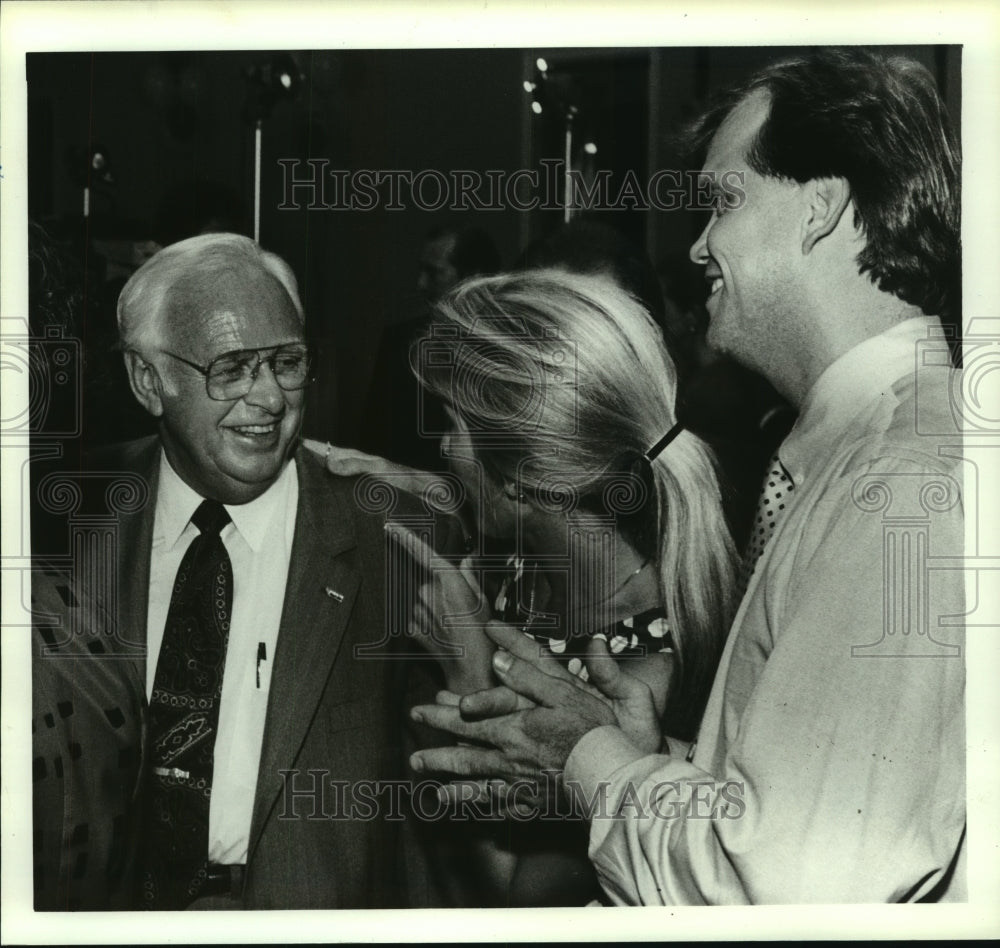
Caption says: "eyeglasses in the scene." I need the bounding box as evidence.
[159,343,314,401]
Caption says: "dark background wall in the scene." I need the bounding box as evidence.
[28,49,529,445]
[26,46,960,447]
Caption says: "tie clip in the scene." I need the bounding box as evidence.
[154,766,190,780]
[324,586,344,603]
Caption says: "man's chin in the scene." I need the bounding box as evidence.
[217,445,295,500]
[218,467,286,504]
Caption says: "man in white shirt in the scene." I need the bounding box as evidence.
[409,48,966,903]
[101,233,405,909]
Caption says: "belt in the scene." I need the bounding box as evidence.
[200,863,246,898]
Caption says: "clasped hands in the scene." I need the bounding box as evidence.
[305,443,667,800]
[410,620,665,793]
[401,538,668,802]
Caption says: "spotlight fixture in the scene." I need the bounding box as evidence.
[66,143,115,187]
[88,145,114,185]
[522,55,590,224]
[244,53,306,123]
[66,142,117,217]
[524,55,582,124]
[243,53,307,242]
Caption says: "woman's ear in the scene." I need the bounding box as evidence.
[123,350,165,418]
[801,176,852,254]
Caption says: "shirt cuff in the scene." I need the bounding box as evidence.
[564,725,651,802]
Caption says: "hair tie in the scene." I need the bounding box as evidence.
[643,422,684,462]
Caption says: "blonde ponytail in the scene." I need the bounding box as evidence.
[649,431,738,723]
[417,268,739,725]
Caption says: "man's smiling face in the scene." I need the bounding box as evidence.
[689,89,806,376]
[154,267,305,504]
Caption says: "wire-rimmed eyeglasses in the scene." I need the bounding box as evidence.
[158,343,314,401]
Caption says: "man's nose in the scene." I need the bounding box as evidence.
[689,219,711,265]
[243,359,285,412]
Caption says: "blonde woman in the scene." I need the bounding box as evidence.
[405,268,737,726]
[365,268,737,905]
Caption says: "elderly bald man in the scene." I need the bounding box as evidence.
[98,233,405,909]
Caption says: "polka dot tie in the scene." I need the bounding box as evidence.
[143,500,232,909]
[741,453,795,590]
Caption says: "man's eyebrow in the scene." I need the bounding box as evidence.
[212,341,307,358]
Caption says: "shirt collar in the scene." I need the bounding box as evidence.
[154,451,298,553]
[780,316,941,486]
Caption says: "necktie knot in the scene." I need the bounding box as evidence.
[191,500,230,538]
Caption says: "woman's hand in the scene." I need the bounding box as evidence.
[408,622,665,797]
[303,440,465,520]
[620,650,674,722]
[394,524,496,695]
[455,622,667,755]
[303,439,416,478]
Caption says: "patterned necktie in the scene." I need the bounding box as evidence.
[740,453,795,590]
[143,500,233,908]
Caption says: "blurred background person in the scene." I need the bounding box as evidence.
[360,224,501,472]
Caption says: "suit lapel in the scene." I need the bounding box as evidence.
[248,451,359,860]
[113,438,159,687]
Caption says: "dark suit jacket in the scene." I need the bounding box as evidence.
[104,436,406,909]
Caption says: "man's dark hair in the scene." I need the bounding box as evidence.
[688,48,960,320]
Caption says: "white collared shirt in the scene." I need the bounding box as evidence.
[564,317,966,903]
[778,315,940,488]
[146,453,298,864]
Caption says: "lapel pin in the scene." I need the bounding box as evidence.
[324,586,345,603]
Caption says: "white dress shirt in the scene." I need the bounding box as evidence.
[564,316,966,903]
[146,453,298,864]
